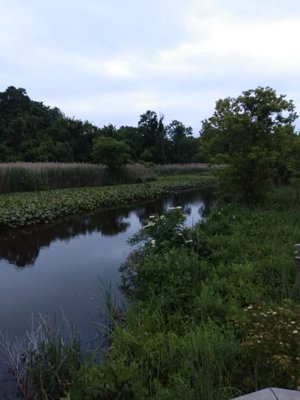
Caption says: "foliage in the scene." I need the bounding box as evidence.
[68,181,300,399]
[232,302,300,390]
[0,87,200,165]
[0,175,214,228]
[91,137,130,172]
[200,86,298,203]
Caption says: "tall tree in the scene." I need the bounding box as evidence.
[166,120,196,163]
[200,87,298,203]
[138,110,167,163]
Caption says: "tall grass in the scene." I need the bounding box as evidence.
[0,312,80,399]
[0,162,155,193]
[153,163,210,175]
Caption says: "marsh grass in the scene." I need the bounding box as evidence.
[0,162,156,193]
[153,163,210,176]
[0,312,80,400]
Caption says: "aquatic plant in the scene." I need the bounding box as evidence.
[0,313,80,400]
[0,175,214,228]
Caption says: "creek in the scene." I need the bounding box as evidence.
[0,188,213,397]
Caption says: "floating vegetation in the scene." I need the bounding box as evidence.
[0,175,214,228]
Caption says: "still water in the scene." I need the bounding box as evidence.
[0,188,212,351]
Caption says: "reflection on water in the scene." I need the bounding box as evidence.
[0,188,213,397]
[0,188,213,269]
[0,188,213,340]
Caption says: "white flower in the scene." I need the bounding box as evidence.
[143,221,156,229]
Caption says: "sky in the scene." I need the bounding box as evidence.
[1,0,300,134]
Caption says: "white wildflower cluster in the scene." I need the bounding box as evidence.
[142,221,156,229]
[168,206,182,210]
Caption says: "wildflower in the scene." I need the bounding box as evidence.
[247,305,253,310]
[150,240,156,247]
[160,215,165,220]
[293,330,298,334]
[272,311,277,315]
[291,321,296,324]
[142,221,156,229]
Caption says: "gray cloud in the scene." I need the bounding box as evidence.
[1,0,299,133]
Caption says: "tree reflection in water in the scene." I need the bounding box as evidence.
[0,188,215,268]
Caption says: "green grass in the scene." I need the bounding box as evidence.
[68,181,300,400]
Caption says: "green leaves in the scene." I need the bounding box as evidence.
[91,137,130,172]
[0,175,213,228]
[200,86,298,203]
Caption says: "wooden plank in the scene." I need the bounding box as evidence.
[232,387,300,400]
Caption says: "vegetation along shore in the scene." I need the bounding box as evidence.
[0,174,214,228]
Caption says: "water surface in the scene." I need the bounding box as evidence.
[0,188,212,353]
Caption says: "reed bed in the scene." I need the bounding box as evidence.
[154,163,210,175]
[0,162,154,193]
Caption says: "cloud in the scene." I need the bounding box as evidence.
[1,0,300,132]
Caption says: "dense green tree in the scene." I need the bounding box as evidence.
[166,120,198,163]
[0,87,98,162]
[200,86,298,203]
[138,111,167,163]
[91,136,130,171]
[118,126,143,161]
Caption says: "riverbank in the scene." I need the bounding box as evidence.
[0,174,215,228]
[68,181,300,399]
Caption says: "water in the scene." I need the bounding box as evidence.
[0,188,212,397]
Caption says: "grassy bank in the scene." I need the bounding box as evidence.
[0,175,214,228]
[67,182,300,399]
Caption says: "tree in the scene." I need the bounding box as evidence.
[138,110,167,163]
[118,126,143,161]
[200,87,298,203]
[166,120,196,163]
[91,136,130,172]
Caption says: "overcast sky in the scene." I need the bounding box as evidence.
[1,0,299,134]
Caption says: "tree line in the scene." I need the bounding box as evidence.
[2,85,300,204]
[0,86,200,164]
